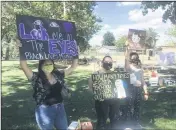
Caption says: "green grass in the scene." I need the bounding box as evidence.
[2,61,176,130]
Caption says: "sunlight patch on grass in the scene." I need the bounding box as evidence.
[155,118,176,129]
[70,85,77,91]
[18,104,24,108]
[18,85,31,89]
[2,86,16,96]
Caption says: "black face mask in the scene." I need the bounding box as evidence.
[130,58,140,65]
[103,62,112,70]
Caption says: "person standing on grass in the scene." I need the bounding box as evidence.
[88,55,120,129]
[124,42,149,129]
[16,39,78,130]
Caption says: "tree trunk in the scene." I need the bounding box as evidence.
[1,48,3,60]
[5,47,10,60]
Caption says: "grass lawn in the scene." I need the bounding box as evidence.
[2,61,176,130]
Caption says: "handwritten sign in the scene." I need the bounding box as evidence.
[92,72,130,101]
[16,15,78,60]
[128,29,146,50]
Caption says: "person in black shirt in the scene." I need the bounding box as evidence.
[16,39,78,130]
[88,56,120,129]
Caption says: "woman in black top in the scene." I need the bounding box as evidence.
[17,39,78,130]
[89,56,120,129]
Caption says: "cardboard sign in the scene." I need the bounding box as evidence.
[128,29,146,50]
[92,72,130,101]
[16,15,78,60]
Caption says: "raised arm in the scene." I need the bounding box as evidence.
[141,70,148,94]
[16,39,33,80]
[124,44,131,72]
[20,60,33,80]
[64,45,79,76]
[88,76,93,92]
[141,69,149,100]
[64,59,78,76]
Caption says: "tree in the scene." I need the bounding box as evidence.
[168,25,176,37]
[141,2,176,24]
[166,25,176,45]
[115,35,128,47]
[1,1,102,59]
[166,41,175,46]
[145,28,159,48]
[64,2,102,51]
[102,31,115,46]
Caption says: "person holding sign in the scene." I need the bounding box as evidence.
[125,41,148,128]
[16,39,78,130]
[88,56,120,129]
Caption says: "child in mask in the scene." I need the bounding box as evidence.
[124,44,148,129]
[88,56,120,129]
[16,39,78,130]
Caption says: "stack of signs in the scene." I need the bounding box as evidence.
[16,15,79,60]
[92,72,130,101]
[128,29,146,50]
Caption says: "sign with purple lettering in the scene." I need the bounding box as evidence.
[16,15,78,60]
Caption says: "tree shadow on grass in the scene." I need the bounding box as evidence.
[64,71,96,124]
[2,68,176,130]
[2,70,93,130]
[140,92,176,129]
[2,61,38,73]
[2,61,40,129]
[64,71,176,129]
[2,85,38,130]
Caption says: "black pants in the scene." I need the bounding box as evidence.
[119,98,129,121]
[127,86,142,122]
[95,99,119,129]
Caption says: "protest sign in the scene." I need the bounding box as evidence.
[128,29,146,50]
[92,72,130,101]
[16,15,78,60]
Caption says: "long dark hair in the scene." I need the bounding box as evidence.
[102,55,112,62]
[38,60,55,86]
[129,52,142,68]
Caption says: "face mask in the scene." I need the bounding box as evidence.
[103,62,112,70]
[42,65,54,73]
[130,58,140,66]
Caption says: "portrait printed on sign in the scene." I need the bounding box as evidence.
[91,72,130,101]
[128,29,146,50]
[16,15,79,60]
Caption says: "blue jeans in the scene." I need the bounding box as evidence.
[35,103,68,130]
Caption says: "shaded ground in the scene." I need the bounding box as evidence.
[2,61,176,130]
